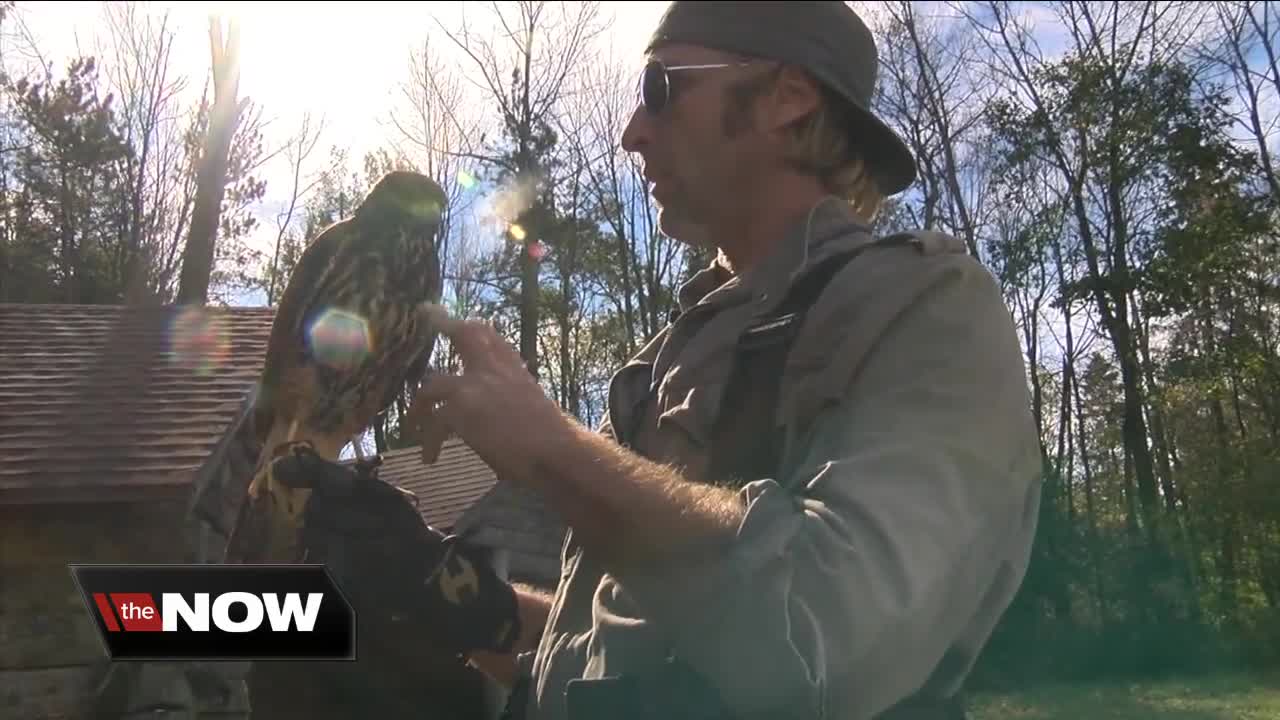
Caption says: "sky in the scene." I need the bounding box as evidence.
[8,1,1273,456]
[5,0,1274,311]
[4,0,680,454]
[7,0,673,305]
[5,1,1066,304]
[14,1,670,144]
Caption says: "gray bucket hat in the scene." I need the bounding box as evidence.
[645,0,917,196]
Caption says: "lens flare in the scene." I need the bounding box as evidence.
[509,224,527,242]
[489,174,537,225]
[168,307,231,375]
[458,169,476,189]
[307,308,372,371]
[528,241,548,261]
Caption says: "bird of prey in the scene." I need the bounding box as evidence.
[189,169,447,566]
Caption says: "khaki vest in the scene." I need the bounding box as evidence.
[579,232,971,720]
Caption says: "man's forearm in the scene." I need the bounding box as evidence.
[532,418,746,571]
[467,584,553,687]
[465,418,744,686]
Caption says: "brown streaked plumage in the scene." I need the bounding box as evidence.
[213,170,448,565]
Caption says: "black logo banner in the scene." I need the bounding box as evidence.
[69,564,356,661]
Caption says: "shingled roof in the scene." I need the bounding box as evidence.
[341,440,498,532]
[0,303,497,529]
[0,303,275,504]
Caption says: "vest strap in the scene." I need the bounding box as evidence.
[709,233,917,486]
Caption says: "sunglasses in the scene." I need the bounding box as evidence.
[640,59,755,115]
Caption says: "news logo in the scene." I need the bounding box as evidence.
[69,564,356,661]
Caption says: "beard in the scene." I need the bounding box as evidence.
[651,178,716,249]
[657,203,715,250]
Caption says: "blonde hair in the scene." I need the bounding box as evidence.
[724,64,887,224]
[782,82,886,223]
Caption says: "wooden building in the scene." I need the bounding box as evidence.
[0,303,565,719]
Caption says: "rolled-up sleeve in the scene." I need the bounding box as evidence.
[619,256,1043,719]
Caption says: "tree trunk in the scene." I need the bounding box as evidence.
[1060,166,1160,537]
[1132,294,1179,514]
[1053,240,1077,522]
[898,1,978,257]
[1261,520,1280,610]
[58,162,79,303]
[1134,291,1201,612]
[374,414,388,454]
[520,235,540,377]
[1122,446,1140,537]
[1072,369,1106,621]
[1113,288,1161,535]
[617,226,636,354]
[175,19,243,305]
[1020,294,1048,463]
[1199,296,1240,622]
[1210,395,1240,622]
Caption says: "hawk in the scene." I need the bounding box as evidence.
[191,169,448,566]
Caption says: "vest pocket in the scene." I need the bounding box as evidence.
[655,382,725,455]
[606,361,656,449]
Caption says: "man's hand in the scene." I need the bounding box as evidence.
[408,305,745,573]
[409,304,573,488]
[268,445,521,656]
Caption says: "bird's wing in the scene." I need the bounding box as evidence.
[186,387,264,543]
[374,250,443,421]
[186,217,355,539]
[256,217,360,444]
[204,221,360,565]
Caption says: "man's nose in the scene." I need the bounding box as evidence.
[620,104,651,154]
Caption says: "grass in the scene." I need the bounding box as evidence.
[967,670,1280,719]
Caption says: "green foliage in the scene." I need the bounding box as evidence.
[0,37,267,306]
[204,109,269,301]
[1,57,130,303]
[973,26,1280,685]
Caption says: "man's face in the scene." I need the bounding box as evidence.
[621,44,775,245]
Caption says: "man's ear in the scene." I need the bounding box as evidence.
[764,66,822,132]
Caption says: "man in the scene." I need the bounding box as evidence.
[294,2,1042,719]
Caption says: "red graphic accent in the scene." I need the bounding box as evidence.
[110,593,162,631]
[92,593,120,632]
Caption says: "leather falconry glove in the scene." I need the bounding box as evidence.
[267,444,521,657]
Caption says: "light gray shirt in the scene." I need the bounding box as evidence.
[514,197,1043,720]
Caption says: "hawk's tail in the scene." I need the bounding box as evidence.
[186,388,266,556]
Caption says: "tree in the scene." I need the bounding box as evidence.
[1196,1,1280,202]
[0,5,266,308]
[435,0,605,379]
[96,2,189,304]
[2,56,129,303]
[262,111,328,306]
[964,0,1208,537]
[388,37,480,286]
[176,16,247,305]
[561,48,684,357]
[868,1,993,257]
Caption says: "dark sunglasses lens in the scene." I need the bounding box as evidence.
[641,61,668,113]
